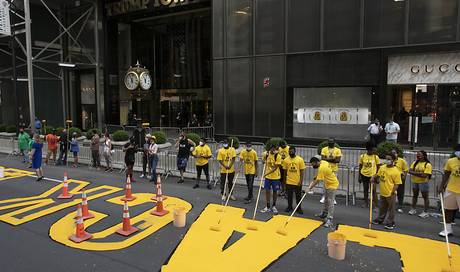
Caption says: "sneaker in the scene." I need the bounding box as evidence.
[320,196,325,204]
[295,209,304,215]
[385,223,396,230]
[244,198,252,204]
[206,184,212,190]
[315,212,327,219]
[284,207,293,213]
[260,207,271,213]
[271,206,279,215]
[244,196,250,201]
[147,175,151,179]
[193,184,199,189]
[323,219,333,228]
[177,179,184,183]
[397,208,404,213]
[439,224,453,237]
[221,194,226,201]
[418,212,430,218]
[372,219,383,225]
[408,209,417,215]
[334,199,337,205]
[230,195,236,201]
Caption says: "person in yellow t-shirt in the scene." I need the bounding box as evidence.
[372,153,402,230]
[192,138,212,189]
[320,138,342,204]
[392,149,409,213]
[260,145,282,215]
[408,150,432,218]
[240,142,258,204]
[308,155,339,228]
[282,147,306,214]
[438,145,460,237]
[358,142,380,208]
[217,139,237,200]
[278,141,290,196]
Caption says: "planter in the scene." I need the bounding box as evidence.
[158,142,172,150]
[112,140,129,146]
[0,132,16,137]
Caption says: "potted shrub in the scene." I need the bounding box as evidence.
[152,131,167,144]
[6,125,16,133]
[56,127,65,136]
[376,141,403,158]
[0,124,6,133]
[85,128,101,140]
[43,126,54,135]
[317,140,341,155]
[186,132,200,145]
[265,137,284,151]
[112,130,129,142]
[227,136,240,149]
[68,127,82,138]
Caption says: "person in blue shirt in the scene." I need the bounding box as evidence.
[29,134,44,181]
[34,117,42,131]
[70,132,79,167]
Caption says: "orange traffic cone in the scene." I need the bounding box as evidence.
[121,176,136,202]
[151,176,169,216]
[116,201,139,236]
[58,172,73,199]
[80,191,94,220]
[69,205,92,243]
[151,176,167,200]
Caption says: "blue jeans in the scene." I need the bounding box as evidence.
[150,155,159,183]
[21,149,29,163]
[57,149,67,165]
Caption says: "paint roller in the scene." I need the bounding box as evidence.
[276,188,311,236]
[216,139,234,212]
[439,193,457,272]
[363,180,378,239]
[247,162,267,231]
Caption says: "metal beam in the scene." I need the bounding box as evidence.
[24,0,35,133]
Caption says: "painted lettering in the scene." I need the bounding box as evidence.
[439,64,449,73]
[410,65,420,74]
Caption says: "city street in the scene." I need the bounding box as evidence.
[0,154,459,272]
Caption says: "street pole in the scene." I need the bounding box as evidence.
[11,31,19,133]
[24,0,35,134]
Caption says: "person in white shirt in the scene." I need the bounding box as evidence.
[367,119,383,145]
[149,136,159,183]
[102,132,113,172]
[385,119,401,142]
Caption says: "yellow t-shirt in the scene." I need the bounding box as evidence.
[377,165,402,197]
[359,153,380,177]
[283,156,306,185]
[316,161,339,190]
[192,145,212,166]
[278,146,290,161]
[217,147,236,174]
[240,149,258,175]
[395,158,409,173]
[263,152,282,180]
[410,161,432,184]
[444,157,460,193]
[320,146,342,172]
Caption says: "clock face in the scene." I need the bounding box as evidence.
[124,72,139,91]
[139,72,152,90]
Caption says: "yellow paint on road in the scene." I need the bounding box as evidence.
[0,167,33,182]
[49,193,192,251]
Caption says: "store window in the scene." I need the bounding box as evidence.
[324,0,360,50]
[287,0,320,53]
[255,0,284,54]
[227,0,252,56]
[364,0,405,47]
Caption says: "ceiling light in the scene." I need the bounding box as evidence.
[58,62,76,68]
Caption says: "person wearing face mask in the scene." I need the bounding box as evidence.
[358,142,380,208]
[372,153,402,230]
[438,144,460,237]
[260,145,282,215]
[239,142,258,204]
[175,132,196,183]
[217,139,237,200]
[391,149,408,213]
[308,155,339,228]
[408,150,432,218]
[320,138,341,204]
[192,138,212,189]
[282,147,306,214]
[278,141,290,197]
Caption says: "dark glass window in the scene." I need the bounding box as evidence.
[213,0,224,58]
[324,0,361,50]
[227,0,252,56]
[287,0,321,52]
[255,56,284,137]
[409,0,458,44]
[364,0,405,47]
[226,58,252,135]
[255,0,284,54]
[213,60,225,134]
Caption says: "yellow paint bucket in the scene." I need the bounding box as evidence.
[173,207,186,228]
[327,232,347,260]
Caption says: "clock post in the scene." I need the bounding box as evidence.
[124,61,152,121]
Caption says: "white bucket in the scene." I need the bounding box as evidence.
[173,207,186,228]
[0,167,4,178]
[327,232,347,261]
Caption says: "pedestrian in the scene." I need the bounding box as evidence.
[368,119,383,145]
[320,138,341,204]
[384,118,400,143]
[192,138,212,189]
[217,139,237,200]
[358,142,380,208]
[132,119,146,150]
[29,134,44,181]
[408,150,432,218]
[240,142,258,204]
[34,117,42,131]
[18,128,31,163]
[45,129,58,165]
[90,132,101,169]
[260,145,282,215]
[123,137,137,182]
[392,149,408,213]
[283,147,306,214]
[188,113,199,127]
[103,132,113,172]
[438,144,460,237]
[70,132,79,167]
[141,135,151,179]
[56,129,68,166]
[278,140,290,197]
[175,132,196,183]
[372,153,402,230]
[149,135,159,183]
[308,155,339,228]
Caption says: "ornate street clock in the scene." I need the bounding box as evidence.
[124,61,152,118]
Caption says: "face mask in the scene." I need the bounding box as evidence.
[246,147,251,151]
[223,144,229,148]
[199,141,204,146]
[455,151,460,158]
[386,160,394,167]
[180,136,184,140]
[328,143,334,148]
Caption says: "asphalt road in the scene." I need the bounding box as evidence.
[0,154,457,272]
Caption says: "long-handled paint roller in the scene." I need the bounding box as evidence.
[440,193,456,272]
[276,189,310,236]
[247,163,267,231]
[210,169,241,232]
[217,139,234,211]
[363,180,378,239]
